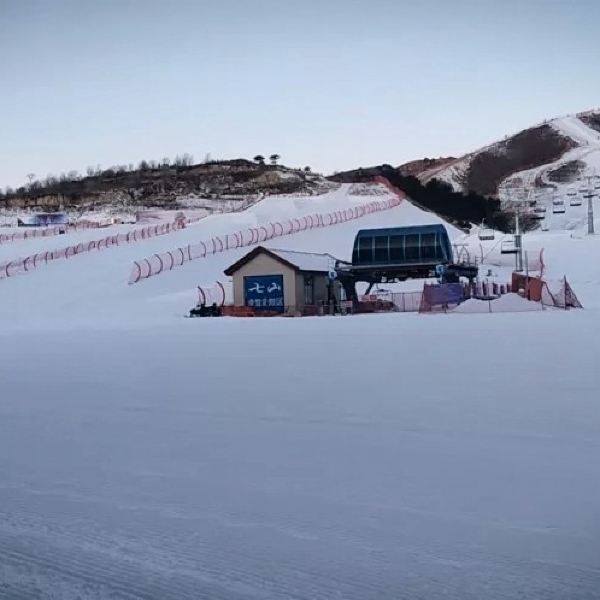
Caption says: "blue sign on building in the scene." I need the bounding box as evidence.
[244,275,284,312]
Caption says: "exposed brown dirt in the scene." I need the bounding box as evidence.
[397,157,455,177]
[465,124,575,196]
[547,160,586,183]
[1,160,321,210]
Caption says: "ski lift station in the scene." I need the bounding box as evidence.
[220,224,478,315]
[336,224,478,299]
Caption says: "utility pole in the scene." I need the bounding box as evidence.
[585,175,595,235]
[515,208,524,272]
[524,250,529,299]
[512,189,524,272]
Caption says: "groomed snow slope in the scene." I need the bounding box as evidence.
[1,184,599,600]
[0,183,457,327]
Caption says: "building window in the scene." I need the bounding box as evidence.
[390,235,404,261]
[421,233,436,260]
[358,236,373,263]
[374,235,389,263]
[304,275,314,305]
[405,234,420,261]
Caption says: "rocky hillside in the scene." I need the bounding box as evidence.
[397,157,455,177]
[414,109,600,200]
[329,165,518,232]
[0,160,329,211]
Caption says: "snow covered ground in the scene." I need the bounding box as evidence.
[1,183,599,599]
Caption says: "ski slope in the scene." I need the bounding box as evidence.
[420,111,600,220]
[498,114,600,207]
[1,183,599,600]
[0,183,454,327]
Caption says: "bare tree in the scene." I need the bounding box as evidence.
[45,174,58,188]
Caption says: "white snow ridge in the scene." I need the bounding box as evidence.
[0,182,599,600]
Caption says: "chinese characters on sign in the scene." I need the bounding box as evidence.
[244,275,285,312]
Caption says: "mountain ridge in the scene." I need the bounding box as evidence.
[410,108,600,199]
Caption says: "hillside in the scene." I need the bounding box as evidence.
[0,159,328,211]
[416,109,600,199]
[397,156,455,177]
[329,165,516,231]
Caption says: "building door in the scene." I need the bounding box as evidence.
[244,275,284,312]
[303,275,314,306]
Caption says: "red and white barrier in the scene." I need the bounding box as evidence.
[0,221,107,245]
[128,176,406,284]
[197,281,228,306]
[0,220,189,281]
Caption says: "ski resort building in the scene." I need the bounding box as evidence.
[17,212,69,227]
[224,246,342,314]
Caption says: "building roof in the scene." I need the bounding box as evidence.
[224,246,338,276]
[355,224,448,237]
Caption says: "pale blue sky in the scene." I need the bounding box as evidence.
[1,0,599,188]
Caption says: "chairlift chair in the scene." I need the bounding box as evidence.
[478,228,495,241]
[570,198,583,206]
[541,221,550,232]
[553,204,566,214]
[500,238,518,254]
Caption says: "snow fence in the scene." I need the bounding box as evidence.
[0,221,187,281]
[0,221,105,245]
[128,177,405,284]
